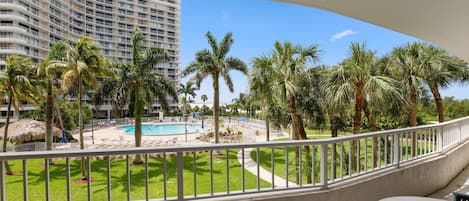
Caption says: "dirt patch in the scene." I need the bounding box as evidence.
[6,172,21,176]
[37,161,61,168]
[73,178,96,184]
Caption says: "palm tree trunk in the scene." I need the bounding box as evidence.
[287,94,311,184]
[429,84,445,123]
[107,99,111,121]
[288,94,300,184]
[265,117,270,141]
[363,100,378,168]
[54,100,64,130]
[213,76,220,144]
[46,82,53,151]
[410,89,418,157]
[203,100,206,113]
[78,78,87,179]
[352,84,365,172]
[3,94,13,175]
[328,111,338,179]
[134,88,143,164]
[184,95,188,142]
[353,85,365,134]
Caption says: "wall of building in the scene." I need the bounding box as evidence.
[0,0,181,118]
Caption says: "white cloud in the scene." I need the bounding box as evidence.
[330,30,358,41]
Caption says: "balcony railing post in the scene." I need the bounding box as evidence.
[320,144,328,188]
[393,133,400,168]
[439,126,444,152]
[177,152,184,200]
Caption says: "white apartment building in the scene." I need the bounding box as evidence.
[0,0,180,119]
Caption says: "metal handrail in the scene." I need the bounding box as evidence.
[0,116,468,201]
[2,117,467,160]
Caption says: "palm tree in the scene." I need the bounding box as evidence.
[297,67,327,131]
[201,94,208,113]
[420,45,468,122]
[385,42,429,156]
[93,77,117,120]
[269,41,320,184]
[233,93,249,115]
[324,42,403,167]
[183,32,248,144]
[61,36,112,179]
[271,41,319,141]
[38,41,68,151]
[178,81,197,142]
[0,56,38,175]
[386,43,427,128]
[114,29,177,163]
[250,55,275,141]
[109,64,132,118]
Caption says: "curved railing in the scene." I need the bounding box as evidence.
[1,116,469,201]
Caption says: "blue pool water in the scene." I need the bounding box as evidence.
[119,124,204,135]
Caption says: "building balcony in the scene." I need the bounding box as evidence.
[0,117,468,200]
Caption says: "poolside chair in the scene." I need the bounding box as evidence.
[454,192,469,201]
[152,140,163,146]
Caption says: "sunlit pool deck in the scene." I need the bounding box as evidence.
[69,118,279,150]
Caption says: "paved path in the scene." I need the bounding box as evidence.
[430,164,469,200]
[237,148,296,187]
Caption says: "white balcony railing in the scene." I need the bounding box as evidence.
[1,117,469,201]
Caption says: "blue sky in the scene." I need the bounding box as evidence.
[179,0,468,104]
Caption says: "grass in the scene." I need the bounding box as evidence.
[282,128,353,137]
[252,133,437,184]
[3,150,270,201]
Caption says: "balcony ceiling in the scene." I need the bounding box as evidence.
[276,0,469,62]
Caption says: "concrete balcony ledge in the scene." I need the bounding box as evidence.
[202,140,469,201]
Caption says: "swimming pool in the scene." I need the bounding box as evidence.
[119,124,205,135]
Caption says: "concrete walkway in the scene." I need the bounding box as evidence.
[430,164,469,200]
[237,148,296,187]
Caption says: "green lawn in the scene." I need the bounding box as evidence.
[282,128,353,138]
[4,150,270,201]
[252,135,437,184]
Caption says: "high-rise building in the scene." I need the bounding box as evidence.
[0,0,180,119]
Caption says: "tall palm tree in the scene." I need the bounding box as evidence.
[114,29,177,163]
[250,55,275,141]
[38,41,68,151]
[0,56,38,175]
[420,45,469,122]
[183,31,248,144]
[385,42,429,156]
[271,41,320,141]
[61,36,112,179]
[201,94,208,113]
[269,41,320,184]
[386,43,427,128]
[178,81,197,142]
[324,42,403,167]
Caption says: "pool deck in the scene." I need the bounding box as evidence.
[74,119,285,148]
[75,121,206,146]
